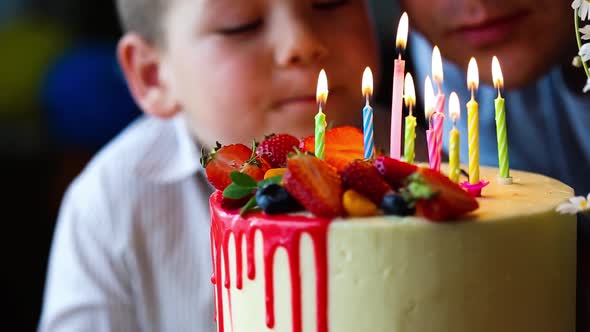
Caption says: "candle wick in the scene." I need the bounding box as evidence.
[470,88,475,101]
[365,94,370,107]
[497,86,502,99]
[436,82,442,95]
[409,105,413,117]
[317,102,325,113]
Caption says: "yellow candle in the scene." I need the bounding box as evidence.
[315,69,328,160]
[466,58,480,184]
[448,92,461,183]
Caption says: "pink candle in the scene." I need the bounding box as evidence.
[424,76,438,170]
[426,127,440,171]
[433,94,446,171]
[390,13,409,159]
[431,112,445,171]
[391,60,405,159]
[430,46,445,171]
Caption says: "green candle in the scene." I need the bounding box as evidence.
[403,73,416,163]
[492,56,511,182]
[315,69,328,160]
[315,107,327,160]
[495,96,510,179]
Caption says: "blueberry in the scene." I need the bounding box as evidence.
[256,184,302,215]
[381,193,414,216]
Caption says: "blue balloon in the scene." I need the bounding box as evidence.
[42,43,140,149]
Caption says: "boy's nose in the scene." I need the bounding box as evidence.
[274,20,328,67]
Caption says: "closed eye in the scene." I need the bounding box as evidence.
[217,19,263,35]
[312,0,351,11]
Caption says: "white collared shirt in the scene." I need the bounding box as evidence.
[39,115,217,332]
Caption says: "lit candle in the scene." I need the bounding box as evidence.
[362,67,375,159]
[492,56,512,184]
[466,57,480,184]
[315,69,328,160]
[424,76,435,123]
[390,12,409,159]
[448,92,461,183]
[403,73,416,163]
[424,76,439,170]
[431,47,445,171]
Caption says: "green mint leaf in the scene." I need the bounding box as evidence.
[405,174,436,200]
[257,175,283,188]
[230,171,257,188]
[407,181,435,199]
[240,196,259,216]
[223,184,255,200]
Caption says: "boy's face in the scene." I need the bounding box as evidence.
[159,0,378,148]
[401,0,572,89]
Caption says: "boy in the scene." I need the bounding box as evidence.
[401,0,590,194]
[38,0,380,331]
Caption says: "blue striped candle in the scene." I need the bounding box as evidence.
[363,103,375,159]
[361,67,375,160]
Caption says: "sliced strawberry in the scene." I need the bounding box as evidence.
[300,126,364,172]
[201,143,253,190]
[341,160,392,205]
[283,153,343,218]
[410,168,479,221]
[240,156,271,181]
[202,143,270,191]
[256,134,300,168]
[373,156,418,189]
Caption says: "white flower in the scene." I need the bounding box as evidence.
[556,193,590,214]
[573,0,590,21]
[579,42,590,62]
[584,78,590,93]
[581,24,590,40]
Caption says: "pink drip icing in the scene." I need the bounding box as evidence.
[210,191,330,332]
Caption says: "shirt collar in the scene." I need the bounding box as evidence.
[136,115,204,184]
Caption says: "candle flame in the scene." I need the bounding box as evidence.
[449,91,461,121]
[424,76,435,119]
[395,12,409,50]
[467,57,479,90]
[316,69,328,104]
[492,56,504,89]
[432,46,444,84]
[362,67,373,98]
[404,73,416,108]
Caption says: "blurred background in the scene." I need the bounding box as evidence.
[0,0,398,330]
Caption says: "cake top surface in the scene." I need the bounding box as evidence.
[457,166,572,221]
[211,165,572,224]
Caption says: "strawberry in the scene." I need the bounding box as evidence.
[373,156,418,189]
[300,126,364,172]
[341,160,392,205]
[256,134,300,168]
[241,156,271,181]
[201,143,270,191]
[408,168,479,221]
[283,153,343,218]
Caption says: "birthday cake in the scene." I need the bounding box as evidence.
[203,127,577,332]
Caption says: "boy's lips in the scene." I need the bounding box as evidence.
[273,88,341,112]
[448,10,529,48]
